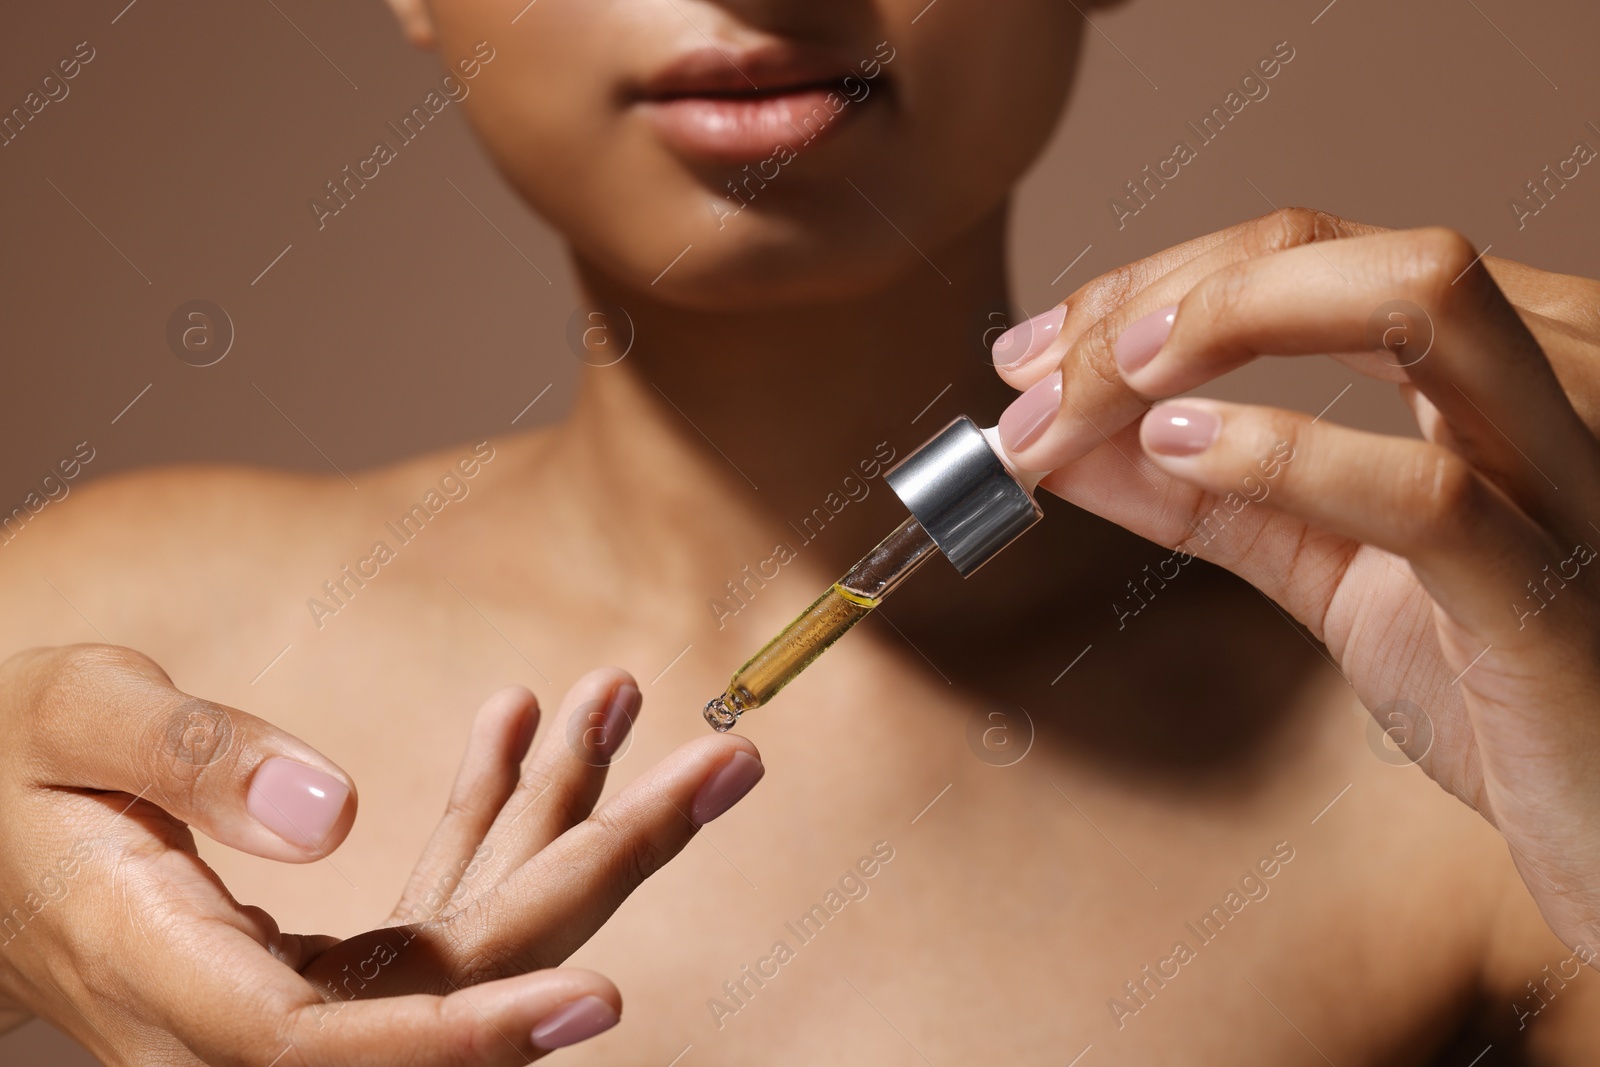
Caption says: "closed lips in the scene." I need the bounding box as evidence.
[638,45,861,101]
[637,44,879,163]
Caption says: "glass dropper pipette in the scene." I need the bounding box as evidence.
[704,416,1044,732]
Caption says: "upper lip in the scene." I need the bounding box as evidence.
[638,42,860,100]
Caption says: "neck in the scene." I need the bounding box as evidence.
[471,205,1308,728]
[583,207,1013,512]
[544,207,1019,583]
[521,203,1158,650]
[496,199,1165,673]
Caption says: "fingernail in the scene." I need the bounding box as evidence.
[691,750,764,825]
[513,706,539,757]
[998,371,1062,453]
[247,758,351,850]
[1144,404,1220,456]
[594,683,640,760]
[991,305,1067,368]
[530,994,619,1051]
[1115,305,1177,376]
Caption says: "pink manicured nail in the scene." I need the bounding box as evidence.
[530,995,618,1051]
[247,758,350,850]
[691,750,764,824]
[1144,404,1220,456]
[991,305,1067,368]
[1115,305,1177,376]
[998,371,1062,453]
[594,683,640,760]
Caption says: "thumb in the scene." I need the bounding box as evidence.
[14,644,357,862]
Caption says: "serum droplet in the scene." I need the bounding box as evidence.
[703,696,739,732]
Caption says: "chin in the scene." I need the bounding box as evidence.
[579,206,934,312]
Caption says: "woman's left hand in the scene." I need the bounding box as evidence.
[992,209,1600,958]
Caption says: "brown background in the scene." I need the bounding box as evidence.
[2,0,1597,1060]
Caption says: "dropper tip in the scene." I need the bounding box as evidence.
[703,695,740,732]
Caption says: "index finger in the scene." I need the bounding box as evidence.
[993,208,1385,388]
[433,735,762,988]
[992,208,1383,470]
[349,733,763,998]
[284,968,623,1066]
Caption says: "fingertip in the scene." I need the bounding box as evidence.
[603,680,642,756]
[572,666,642,705]
[324,780,358,853]
[1113,304,1178,386]
[530,996,619,1052]
[541,966,622,1014]
[245,755,358,860]
[997,369,1063,456]
[690,747,765,825]
[723,733,761,763]
[475,685,541,758]
[477,685,539,724]
[991,304,1069,379]
[1141,401,1223,459]
[563,668,642,764]
[523,969,622,1053]
[333,968,626,1062]
[679,731,761,765]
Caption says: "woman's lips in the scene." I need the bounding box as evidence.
[637,45,877,164]
[641,87,860,164]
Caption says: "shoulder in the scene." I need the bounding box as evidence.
[3,459,365,573]
[0,461,365,655]
[0,436,534,659]
[9,461,350,560]
[4,437,521,568]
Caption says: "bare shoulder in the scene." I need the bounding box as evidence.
[8,461,351,565]
[0,436,520,663]
[0,461,357,655]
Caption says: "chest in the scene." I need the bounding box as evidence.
[187,589,1497,1066]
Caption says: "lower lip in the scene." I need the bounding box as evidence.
[640,87,864,164]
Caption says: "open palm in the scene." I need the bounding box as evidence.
[0,654,761,1065]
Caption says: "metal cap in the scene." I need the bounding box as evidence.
[885,415,1042,577]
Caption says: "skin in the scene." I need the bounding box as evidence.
[2,0,1599,1063]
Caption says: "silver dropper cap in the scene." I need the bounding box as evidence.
[884,415,1043,577]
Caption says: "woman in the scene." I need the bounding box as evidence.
[2,0,1597,1063]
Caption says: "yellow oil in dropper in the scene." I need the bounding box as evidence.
[703,415,1045,731]
[703,516,937,730]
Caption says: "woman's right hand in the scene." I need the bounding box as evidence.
[993,210,1600,957]
[0,644,764,1065]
